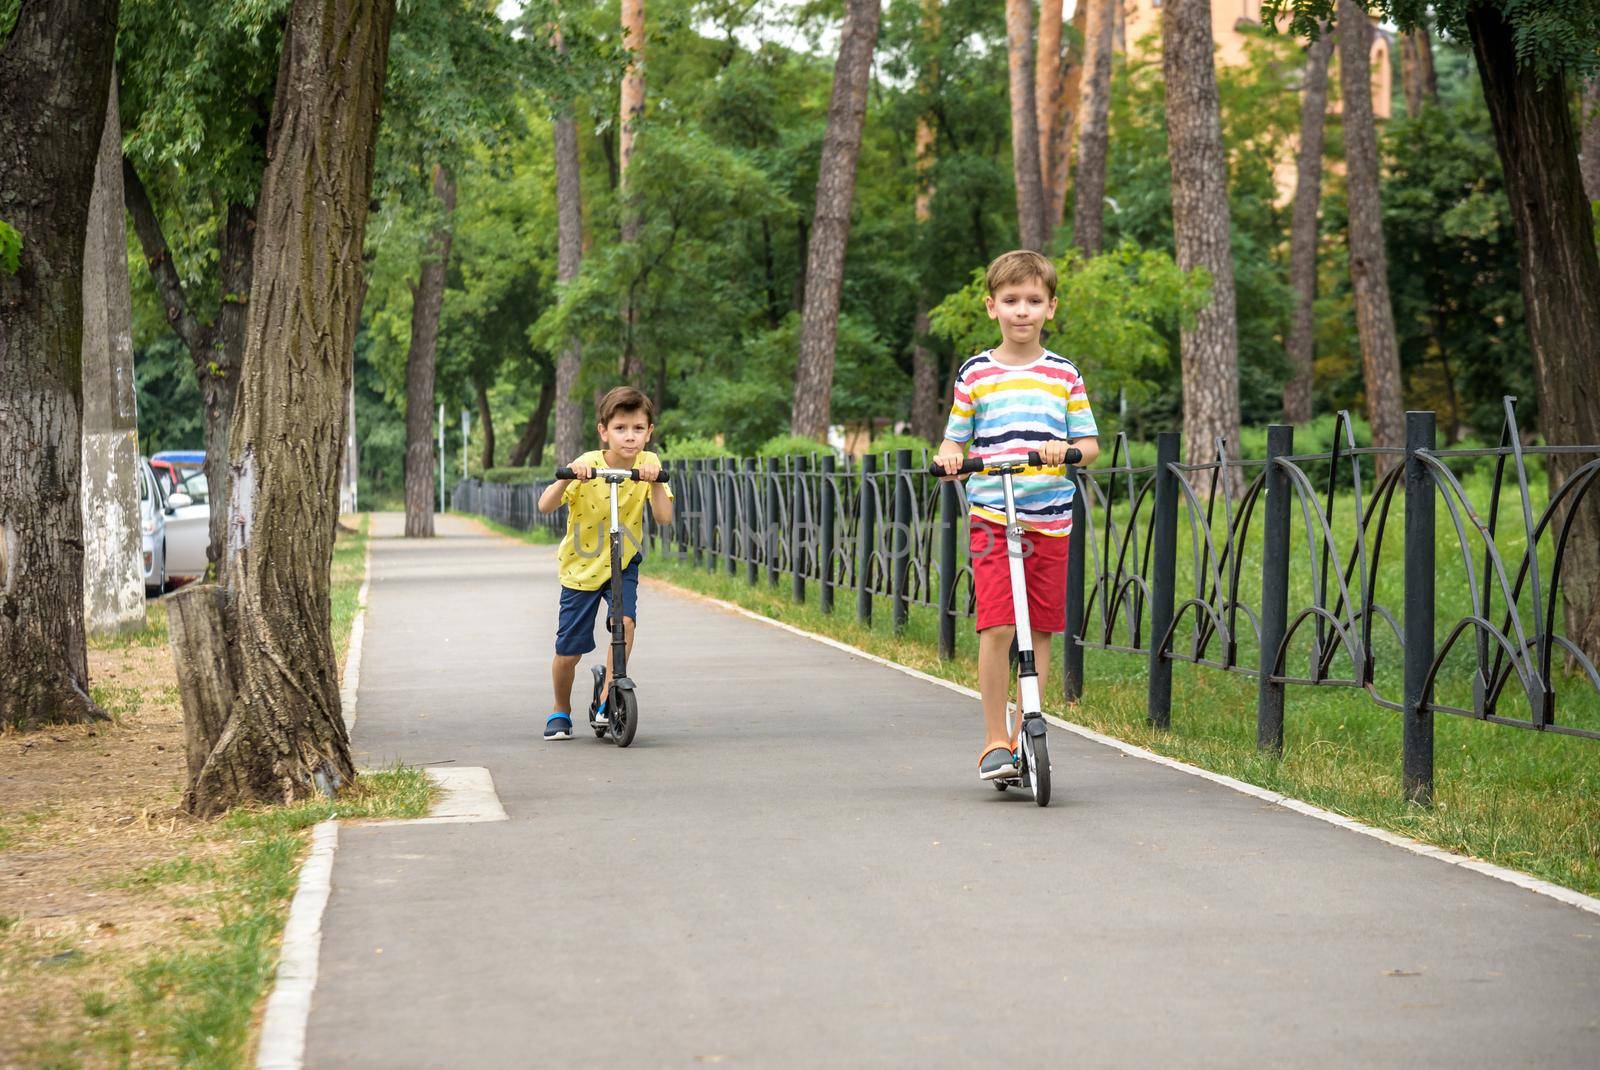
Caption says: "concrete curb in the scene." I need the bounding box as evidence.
[340,533,373,732]
[658,581,1600,921]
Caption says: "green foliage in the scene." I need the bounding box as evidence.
[864,431,932,458]
[756,433,834,459]
[659,436,731,460]
[481,466,552,484]
[928,244,1208,411]
[0,218,18,275]
[132,335,203,455]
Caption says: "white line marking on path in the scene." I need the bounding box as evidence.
[659,582,1600,921]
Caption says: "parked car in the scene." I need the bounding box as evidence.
[137,457,167,596]
[150,449,205,495]
[162,467,210,580]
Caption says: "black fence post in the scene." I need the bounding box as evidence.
[764,457,781,588]
[742,457,758,585]
[820,455,836,615]
[1403,410,1436,805]
[1256,424,1293,754]
[1064,467,1086,703]
[698,461,713,571]
[791,456,807,604]
[892,448,913,635]
[937,475,959,660]
[724,458,738,578]
[857,453,877,625]
[1147,431,1181,730]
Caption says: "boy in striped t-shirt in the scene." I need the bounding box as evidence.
[933,250,1100,781]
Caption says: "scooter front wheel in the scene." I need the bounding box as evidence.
[610,686,639,748]
[1026,731,1051,807]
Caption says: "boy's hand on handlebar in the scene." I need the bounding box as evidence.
[933,447,965,480]
[636,460,662,483]
[1037,440,1071,467]
[566,459,594,481]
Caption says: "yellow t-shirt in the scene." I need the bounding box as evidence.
[556,449,673,591]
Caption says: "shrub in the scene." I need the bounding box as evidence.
[864,432,933,463]
[660,436,729,461]
[481,466,553,484]
[756,434,835,460]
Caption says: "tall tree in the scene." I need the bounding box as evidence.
[1582,75,1599,202]
[1005,0,1048,249]
[551,28,587,465]
[403,163,455,537]
[0,0,119,729]
[618,0,647,384]
[1162,0,1241,467]
[174,0,396,815]
[790,0,883,440]
[1047,1,1089,236]
[1337,0,1405,456]
[1036,0,1063,242]
[1074,0,1116,255]
[1284,27,1334,425]
[911,0,944,441]
[1399,17,1438,117]
[81,71,146,636]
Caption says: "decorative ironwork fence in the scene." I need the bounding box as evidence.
[452,399,1599,803]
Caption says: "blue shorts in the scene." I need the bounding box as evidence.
[554,559,640,656]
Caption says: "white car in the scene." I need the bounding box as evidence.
[162,468,211,580]
[137,458,167,595]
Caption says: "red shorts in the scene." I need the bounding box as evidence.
[969,517,1069,633]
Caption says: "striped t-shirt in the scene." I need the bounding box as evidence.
[943,349,1098,536]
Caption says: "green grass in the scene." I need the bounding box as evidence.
[69,768,435,1069]
[88,601,169,650]
[452,509,562,545]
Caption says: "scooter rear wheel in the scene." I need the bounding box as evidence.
[1026,731,1051,807]
[611,686,639,748]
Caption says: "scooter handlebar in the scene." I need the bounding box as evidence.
[927,446,1082,477]
[553,467,672,484]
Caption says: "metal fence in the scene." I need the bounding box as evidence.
[453,398,1600,802]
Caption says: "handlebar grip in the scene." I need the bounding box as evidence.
[554,467,575,480]
[1027,450,1042,467]
[928,458,989,476]
[632,470,672,484]
[1066,447,1083,465]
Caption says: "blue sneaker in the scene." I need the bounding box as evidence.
[544,714,573,741]
[979,746,1017,781]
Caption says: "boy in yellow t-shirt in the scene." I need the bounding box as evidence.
[536,386,674,740]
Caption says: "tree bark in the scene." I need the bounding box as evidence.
[1074,0,1116,256]
[551,29,588,466]
[81,71,146,637]
[508,357,557,468]
[176,0,396,817]
[473,373,495,471]
[403,163,455,538]
[1005,0,1048,250]
[790,0,882,440]
[122,163,253,575]
[1162,0,1241,470]
[1036,0,1063,228]
[1399,19,1437,119]
[1582,76,1600,203]
[1113,0,1127,52]
[1337,0,1405,459]
[1047,1,1090,237]
[618,0,646,384]
[0,0,119,729]
[911,0,942,442]
[1467,7,1600,666]
[1284,26,1333,426]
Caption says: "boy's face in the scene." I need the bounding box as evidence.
[984,276,1057,347]
[598,408,653,459]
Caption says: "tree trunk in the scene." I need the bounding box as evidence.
[790,0,882,440]
[80,71,146,637]
[1005,0,1048,250]
[403,163,455,538]
[175,0,396,817]
[508,358,558,468]
[1113,0,1126,52]
[0,0,118,729]
[1582,76,1600,202]
[474,374,495,471]
[1047,1,1089,236]
[1036,0,1063,226]
[1399,19,1437,119]
[122,162,253,575]
[1073,0,1116,256]
[618,0,646,384]
[551,27,588,466]
[1284,27,1333,426]
[1337,0,1405,459]
[1467,6,1600,666]
[1162,0,1241,470]
[911,0,942,442]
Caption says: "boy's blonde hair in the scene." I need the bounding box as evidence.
[596,385,656,426]
[985,250,1057,300]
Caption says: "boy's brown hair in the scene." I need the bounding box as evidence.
[985,249,1057,300]
[596,385,656,426]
